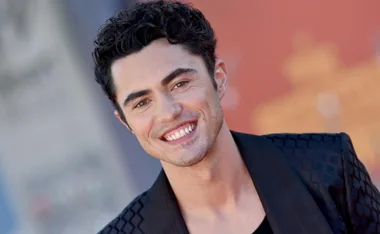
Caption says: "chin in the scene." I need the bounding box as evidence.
[167,151,207,167]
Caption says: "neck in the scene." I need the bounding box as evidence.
[161,122,253,218]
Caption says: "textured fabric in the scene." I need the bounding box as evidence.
[235,132,334,234]
[98,132,380,234]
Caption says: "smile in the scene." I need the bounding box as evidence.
[163,122,196,142]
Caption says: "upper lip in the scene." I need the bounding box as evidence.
[159,120,196,139]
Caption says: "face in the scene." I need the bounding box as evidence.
[111,39,228,167]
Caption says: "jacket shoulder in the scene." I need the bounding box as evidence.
[262,132,346,178]
[98,191,148,234]
[263,132,343,153]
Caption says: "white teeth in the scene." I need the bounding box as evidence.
[164,123,196,141]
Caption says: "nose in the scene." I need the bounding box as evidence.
[156,95,182,123]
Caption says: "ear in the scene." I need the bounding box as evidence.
[114,110,133,133]
[214,59,228,100]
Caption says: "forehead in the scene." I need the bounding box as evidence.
[111,39,201,95]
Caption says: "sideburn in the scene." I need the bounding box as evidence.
[115,103,132,130]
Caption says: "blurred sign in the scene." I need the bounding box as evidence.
[191,0,380,178]
[0,0,134,233]
[253,35,380,169]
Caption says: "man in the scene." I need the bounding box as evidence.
[92,1,380,233]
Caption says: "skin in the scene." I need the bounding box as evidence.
[111,39,265,233]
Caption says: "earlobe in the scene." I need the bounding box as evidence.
[214,59,228,100]
[217,80,227,100]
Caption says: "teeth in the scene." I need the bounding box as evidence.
[164,123,196,141]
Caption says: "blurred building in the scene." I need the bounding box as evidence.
[0,0,159,233]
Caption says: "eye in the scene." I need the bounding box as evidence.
[134,99,150,109]
[172,80,189,90]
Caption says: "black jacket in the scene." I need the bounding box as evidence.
[99,132,380,234]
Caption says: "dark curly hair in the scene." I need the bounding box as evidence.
[92,0,217,123]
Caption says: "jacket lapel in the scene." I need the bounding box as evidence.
[142,131,334,234]
[232,131,334,234]
[144,170,189,234]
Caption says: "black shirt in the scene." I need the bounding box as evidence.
[252,216,273,234]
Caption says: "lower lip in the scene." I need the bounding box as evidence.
[164,124,197,145]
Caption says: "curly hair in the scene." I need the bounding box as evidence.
[92,0,217,123]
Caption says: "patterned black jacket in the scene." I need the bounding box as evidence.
[99,131,380,234]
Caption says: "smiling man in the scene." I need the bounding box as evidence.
[93,1,380,234]
[111,42,224,169]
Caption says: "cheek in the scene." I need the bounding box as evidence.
[128,114,154,140]
[181,86,211,107]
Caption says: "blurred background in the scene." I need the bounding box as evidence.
[0,0,379,233]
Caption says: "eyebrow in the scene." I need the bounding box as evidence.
[123,68,197,107]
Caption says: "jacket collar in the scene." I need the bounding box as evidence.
[143,131,333,234]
